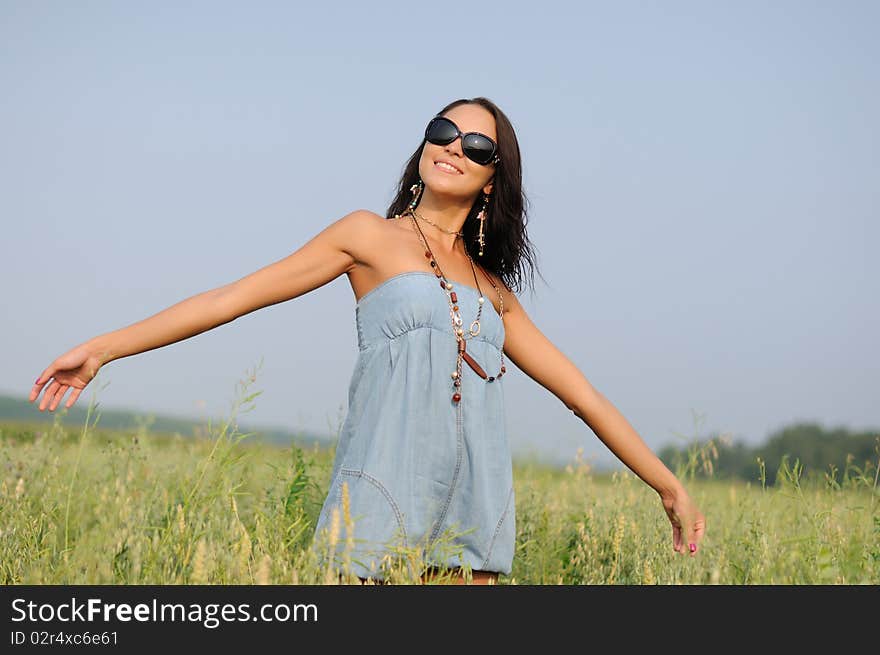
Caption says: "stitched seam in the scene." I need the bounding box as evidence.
[429,399,464,544]
[360,324,502,352]
[481,485,514,570]
[339,467,407,548]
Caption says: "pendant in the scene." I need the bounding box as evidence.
[461,350,488,380]
[458,324,488,379]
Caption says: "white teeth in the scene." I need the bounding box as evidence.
[436,162,460,173]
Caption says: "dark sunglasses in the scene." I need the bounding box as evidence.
[424,116,501,166]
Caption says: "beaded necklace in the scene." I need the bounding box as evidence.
[394,207,507,404]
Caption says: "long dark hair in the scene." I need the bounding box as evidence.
[385,97,542,296]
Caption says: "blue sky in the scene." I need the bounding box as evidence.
[3,1,877,468]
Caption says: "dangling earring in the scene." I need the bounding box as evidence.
[476,192,490,256]
[409,179,424,209]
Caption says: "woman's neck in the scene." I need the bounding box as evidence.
[413,190,474,254]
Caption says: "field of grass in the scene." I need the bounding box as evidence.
[2,381,877,585]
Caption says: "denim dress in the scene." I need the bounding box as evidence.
[310,271,515,581]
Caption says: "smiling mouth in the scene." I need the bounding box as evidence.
[434,161,462,174]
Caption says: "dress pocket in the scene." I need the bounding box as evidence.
[337,468,408,552]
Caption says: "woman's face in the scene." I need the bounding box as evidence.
[418,103,497,201]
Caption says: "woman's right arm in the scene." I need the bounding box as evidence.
[30,209,376,412]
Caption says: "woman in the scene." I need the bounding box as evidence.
[29,97,706,585]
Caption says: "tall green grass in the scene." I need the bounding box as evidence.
[2,369,877,584]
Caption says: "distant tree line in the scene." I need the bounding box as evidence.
[658,422,879,486]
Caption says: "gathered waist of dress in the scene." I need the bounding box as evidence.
[357,322,503,353]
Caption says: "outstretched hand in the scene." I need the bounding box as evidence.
[661,489,706,556]
[29,344,104,412]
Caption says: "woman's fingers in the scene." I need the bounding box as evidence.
[38,380,61,411]
[666,493,706,557]
[31,376,87,411]
[40,380,70,412]
[688,513,706,556]
[48,384,70,412]
[65,387,83,409]
[31,369,58,399]
[30,375,51,402]
[44,381,63,412]
[30,362,90,411]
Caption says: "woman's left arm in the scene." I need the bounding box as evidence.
[497,285,706,555]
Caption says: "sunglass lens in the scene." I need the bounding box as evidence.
[462,133,495,165]
[425,117,458,145]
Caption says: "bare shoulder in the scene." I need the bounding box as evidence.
[330,209,388,261]
[351,208,386,223]
[338,208,386,233]
[342,208,404,240]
